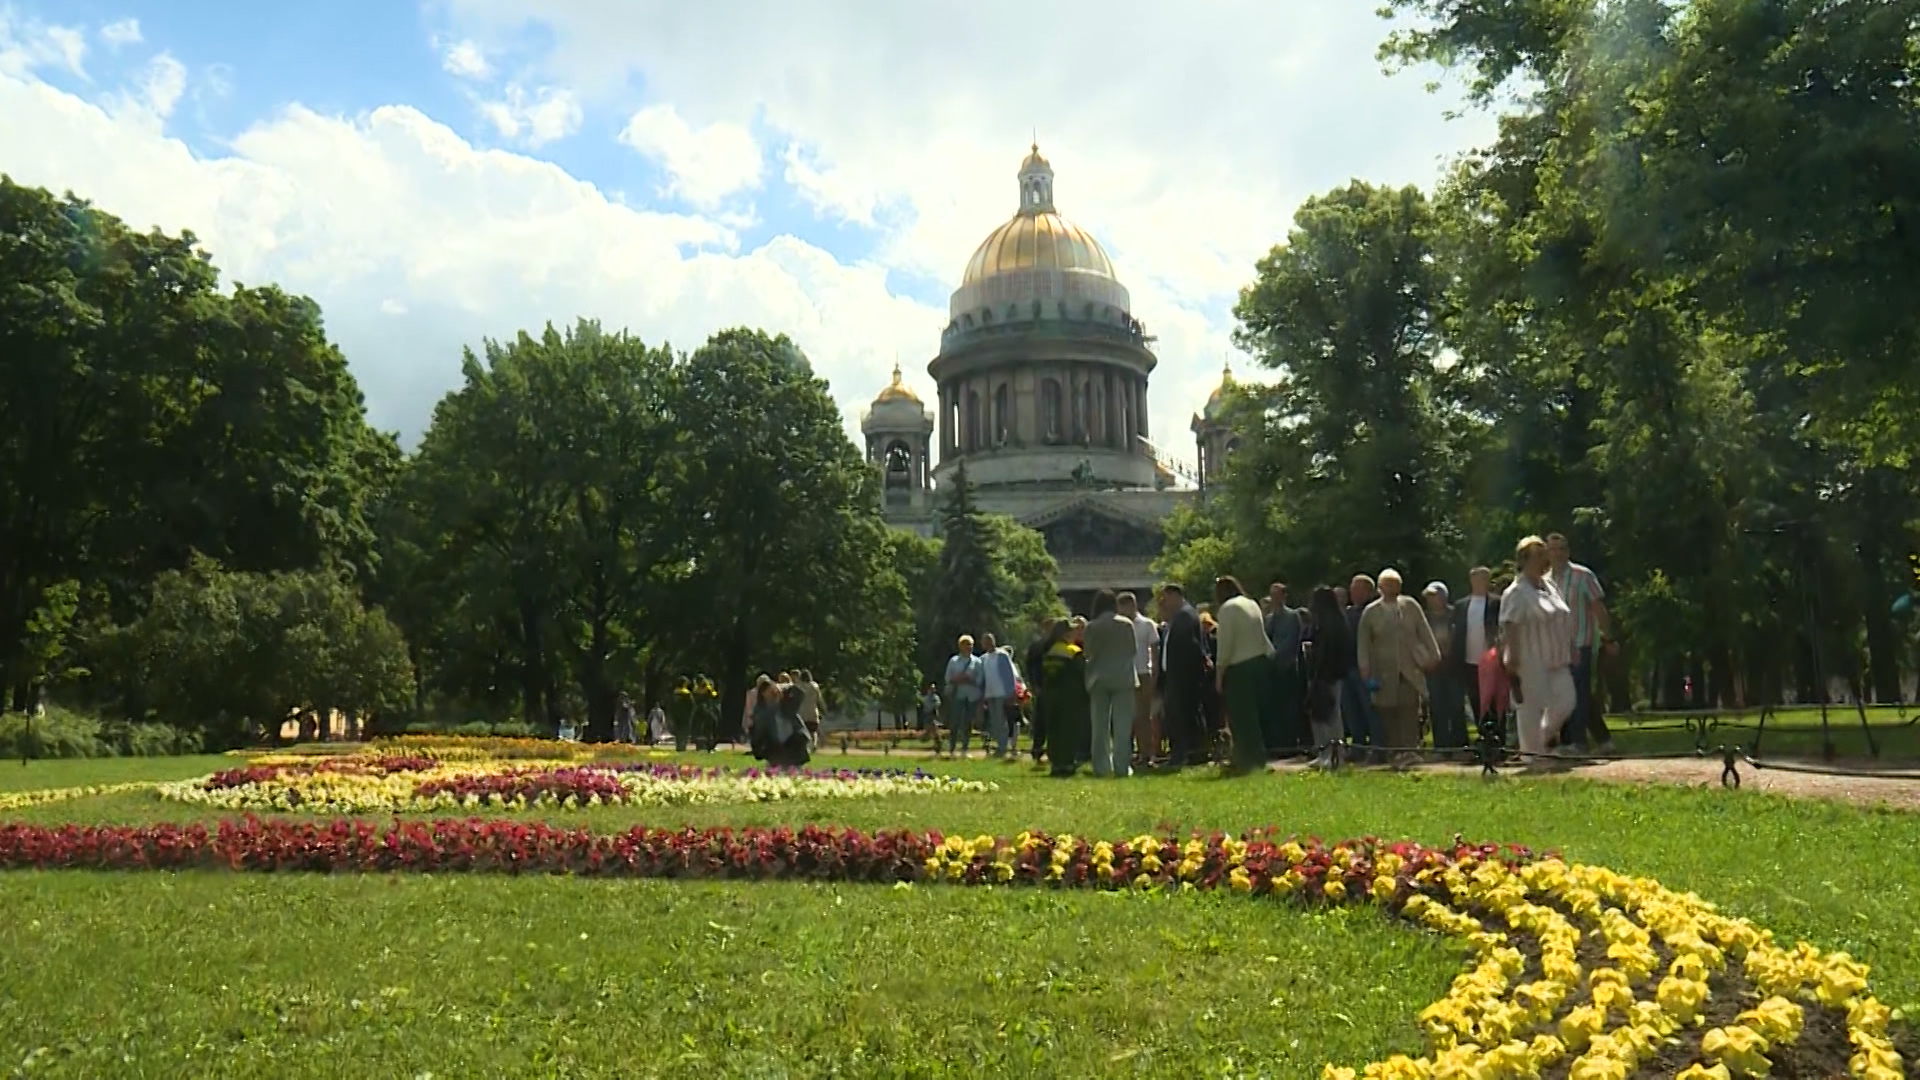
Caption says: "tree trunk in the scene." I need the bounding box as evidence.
[719,617,750,748]
[1863,582,1903,704]
[579,617,616,743]
[1708,641,1736,709]
[518,601,546,728]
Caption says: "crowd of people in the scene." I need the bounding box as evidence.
[930,531,1614,776]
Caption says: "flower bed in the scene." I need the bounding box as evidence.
[0,811,1906,1076]
[365,735,633,762]
[154,760,997,814]
[0,781,156,813]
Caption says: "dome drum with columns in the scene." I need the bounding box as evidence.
[863,144,1231,613]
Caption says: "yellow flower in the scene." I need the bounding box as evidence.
[1655,975,1710,1026]
[1815,953,1871,1009]
[1324,879,1347,902]
[1845,996,1891,1037]
[1558,1005,1605,1053]
[1700,1025,1771,1077]
[1736,996,1803,1045]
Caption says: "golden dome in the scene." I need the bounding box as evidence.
[873,363,921,405]
[959,143,1116,287]
[962,212,1115,285]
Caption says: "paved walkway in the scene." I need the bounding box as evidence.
[815,740,1920,811]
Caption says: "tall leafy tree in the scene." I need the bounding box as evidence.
[1374,0,1920,704]
[1222,181,1462,586]
[0,179,387,711]
[671,328,908,733]
[383,322,687,739]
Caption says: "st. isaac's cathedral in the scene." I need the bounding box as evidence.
[860,144,1239,613]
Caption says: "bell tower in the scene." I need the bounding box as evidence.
[862,364,936,526]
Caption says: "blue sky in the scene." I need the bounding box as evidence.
[0,0,1495,452]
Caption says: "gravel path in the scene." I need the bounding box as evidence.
[1281,755,1920,812]
[818,741,1920,811]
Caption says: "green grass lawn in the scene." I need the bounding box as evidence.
[0,872,1457,1078]
[1604,703,1920,760]
[0,753,232,791]
[2,749,1918,1076]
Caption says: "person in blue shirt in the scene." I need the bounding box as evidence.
[980,633,1019,758]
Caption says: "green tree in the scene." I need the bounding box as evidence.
[983,514,1065,653]
[1223,181,1462,588]
[102,557,412,748]
[0,179,387,711]
[923,463,1002,674]
[671,328,908,733]
[1375,0,1920,704]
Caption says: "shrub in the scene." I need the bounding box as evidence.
[401,720,538,738]
[0,705,202,760]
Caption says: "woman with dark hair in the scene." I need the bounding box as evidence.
[1211,576,1273,775]
[747,674,813,767]
[1304,586,1354,769]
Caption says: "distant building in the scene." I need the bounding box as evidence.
[861,145,1238,614]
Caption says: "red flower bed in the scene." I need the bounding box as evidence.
[0,816,1533,897]
[412,767,632,804]
[204,756,442,790]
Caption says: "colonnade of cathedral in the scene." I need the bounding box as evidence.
[936,363,1150,458]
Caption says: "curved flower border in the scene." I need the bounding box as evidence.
[0,815,1904,1076]
[154,763,997,814]
[1329,855,1908,1079]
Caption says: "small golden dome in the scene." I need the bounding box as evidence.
[873,363,921,405]
[1021,141,1049,171]
[1203,362,1235,420]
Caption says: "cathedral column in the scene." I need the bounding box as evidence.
[937,386,950,460]
[1105,370,1120,449]
[1136,376,1149,441]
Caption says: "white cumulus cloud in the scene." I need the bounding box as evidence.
[0,61,943,447]
[0,10,86,78]
[476,82,581,147]
[440,37,490,79]
[98,17,142,49]
[434,0,1497,442]
[619,104,763,208]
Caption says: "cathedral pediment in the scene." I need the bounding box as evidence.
[1023,498,1165,561]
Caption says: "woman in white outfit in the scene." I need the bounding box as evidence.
[1499,535,1578,763]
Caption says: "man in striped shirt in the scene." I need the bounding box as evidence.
[1547,533,1613,753]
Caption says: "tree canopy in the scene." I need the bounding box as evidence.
[1161,0,1920,708]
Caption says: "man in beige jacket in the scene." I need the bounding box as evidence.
[1357,568,1441,768]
